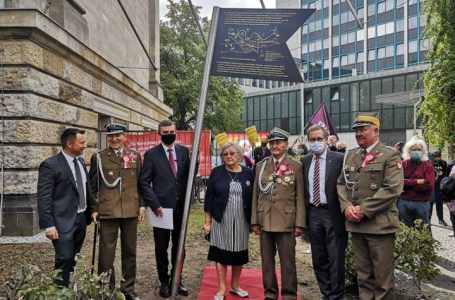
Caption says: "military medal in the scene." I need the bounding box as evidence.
[122,154,130,168]
[362,152,377,168]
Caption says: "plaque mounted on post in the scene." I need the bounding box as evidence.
[210,8,315,83]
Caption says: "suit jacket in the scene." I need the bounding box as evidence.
[37,152,91,233]
[302,150,346,234]
[89,147,144,219]
[337,143,404,234]
[204,165,254,223]
[251,156,305,232]
[253,146,271,164]
[140,143,190,210]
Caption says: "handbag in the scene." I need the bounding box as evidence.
[440,176,455,199]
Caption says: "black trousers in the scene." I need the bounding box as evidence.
[309,206,347,300]
[153,204,185,284]
[52,213,87,286]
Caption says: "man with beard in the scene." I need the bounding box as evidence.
[37,128,91,286]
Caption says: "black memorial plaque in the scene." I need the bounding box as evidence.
[210,8,315,83]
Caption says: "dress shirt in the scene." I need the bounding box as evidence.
[364,141,379,153]
[162,143,178,172]
[309,148,328,205]
[62,151,87,213]
[272,154,286,165]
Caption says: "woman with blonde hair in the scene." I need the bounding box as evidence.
[398,135,435,227]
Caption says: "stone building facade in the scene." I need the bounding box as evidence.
[0,0,171,235]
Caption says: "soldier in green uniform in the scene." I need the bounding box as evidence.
[337,113,404,300]
[89,123,145,300]
[251,127,305,300]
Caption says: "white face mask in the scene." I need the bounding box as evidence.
[308,141,326,155]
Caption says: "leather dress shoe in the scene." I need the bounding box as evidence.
[123,291,140,300]
[159,281,170,298]
[439,220,449,226]
[178,282,189,296]
[264,297,275,300]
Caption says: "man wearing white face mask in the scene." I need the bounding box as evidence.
[301,124,346,300]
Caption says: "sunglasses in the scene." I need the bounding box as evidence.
[222,152,238,157]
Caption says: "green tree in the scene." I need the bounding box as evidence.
[160,0,244,131]
[421,0,455,150]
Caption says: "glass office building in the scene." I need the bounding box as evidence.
[242,0,428,145]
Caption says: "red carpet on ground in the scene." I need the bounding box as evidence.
[198,265,299,300]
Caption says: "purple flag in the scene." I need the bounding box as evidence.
[308,103,337,136]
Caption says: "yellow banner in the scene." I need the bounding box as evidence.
[215,132,229,147]
[245,125,260,145]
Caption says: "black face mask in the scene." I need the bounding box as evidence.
[161,134,176,145]
[261,143,267,147]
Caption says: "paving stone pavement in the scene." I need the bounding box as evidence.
[421,206,455,298]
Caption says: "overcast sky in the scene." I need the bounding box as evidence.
[160,0,276,19]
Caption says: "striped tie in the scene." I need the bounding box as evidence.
[313,155,320,207]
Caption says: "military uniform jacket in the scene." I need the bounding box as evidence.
[251,156,305,232]
[336,143,404,234]
[89,147,144,219]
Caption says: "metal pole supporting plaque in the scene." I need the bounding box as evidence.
[170,6,220,297]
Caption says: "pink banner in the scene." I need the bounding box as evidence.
[125,131,212,177]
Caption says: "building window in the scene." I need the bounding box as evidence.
[409,16,418,29]
[305,91,313,104]
[409,40,418,53]
[368,50,376,61]
[396,19,404,31]
[377,1,386,14]
[331,87,340,101]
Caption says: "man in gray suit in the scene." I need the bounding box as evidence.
[302,125,347,300]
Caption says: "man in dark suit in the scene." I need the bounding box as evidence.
[302,124,347,300]
[37,128,91,286]
[253,137,272,165]
[139,119,191,298]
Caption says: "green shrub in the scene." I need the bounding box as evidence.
[345,220,441,295]
[3,255,125,300]
[394,220,441,291]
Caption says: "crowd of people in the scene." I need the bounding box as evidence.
[36,114,455,300]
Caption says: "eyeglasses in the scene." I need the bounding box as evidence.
[308,138,325,142]
[222,152,237,157]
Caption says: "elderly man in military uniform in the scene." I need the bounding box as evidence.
[251,127,305,300]
[337,113,404,300]
[89,123,145,300]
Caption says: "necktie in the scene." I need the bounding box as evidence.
[313,155,320,207]
[168,149,177,177]
[274,160,279,166]
[73,158,86,211]
[361,149,367,160]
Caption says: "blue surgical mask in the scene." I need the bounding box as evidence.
[308,141,326,155]
[411,151,422,161]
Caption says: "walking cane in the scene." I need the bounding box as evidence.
[91,150,101,275]
[91,222,99,275]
